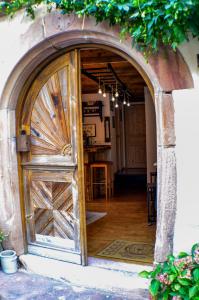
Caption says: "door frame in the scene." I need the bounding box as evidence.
[1,26,191,262]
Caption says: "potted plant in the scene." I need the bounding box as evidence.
[0,229,18,274]
[139,243,199,300]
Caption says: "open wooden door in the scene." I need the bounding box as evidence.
[20,51,87,265]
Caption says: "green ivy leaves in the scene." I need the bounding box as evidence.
[0,0,199,55]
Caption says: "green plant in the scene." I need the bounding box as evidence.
[0,0,199,55]
[0,230,5,243]
[139,243,199,300]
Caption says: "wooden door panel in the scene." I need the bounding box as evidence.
[21,51,85,264]
[31,66,72,159]
[24,169,76,249]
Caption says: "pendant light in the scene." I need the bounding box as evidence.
[123,92,127,105]
[115,101,119,108]
[115,81,119,98]
[111,86,115,102]
[127,101,130,107]
[103,83,106,98]
[98,76,102,94]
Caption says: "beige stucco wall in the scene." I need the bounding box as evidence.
[0,7,198,258]
[173,89,199,254]
[179,38,199,89]
[173,40,199,253]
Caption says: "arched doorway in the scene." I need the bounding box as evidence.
[80,47,157,265]
[18,46,158,266]
[0,22,193,264]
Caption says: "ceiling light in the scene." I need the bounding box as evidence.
[111,85,115,102]
[123,93,127,105]
[98,76,102,94]
[102,83,106,97]
[115,102,119,108]
[115,81,119,98]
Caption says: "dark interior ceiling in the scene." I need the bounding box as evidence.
[81,48,146,102]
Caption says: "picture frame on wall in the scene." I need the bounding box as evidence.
[83,124,96,137]
[104,117,111,142]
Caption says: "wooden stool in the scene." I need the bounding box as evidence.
[90,161,113,201]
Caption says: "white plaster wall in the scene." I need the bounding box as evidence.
[178,37,199,89]
[0,10,45,101]
[82,93,111,145]
[173,89,199,254]
[82,93,117,173]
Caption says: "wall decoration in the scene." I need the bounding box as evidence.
[104,117,111,142]
[82,101,103,121]
[83,124,96,137]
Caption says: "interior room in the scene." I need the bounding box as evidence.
[81,48,157,264]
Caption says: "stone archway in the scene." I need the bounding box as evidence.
[0,12,193,263]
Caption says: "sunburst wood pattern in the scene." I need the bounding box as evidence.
[31,180,74,240]
[30,67,72,156]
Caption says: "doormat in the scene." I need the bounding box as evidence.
[97,240,154,264]
[86,211,107,225]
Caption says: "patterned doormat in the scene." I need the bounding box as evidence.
[97,240,154,264]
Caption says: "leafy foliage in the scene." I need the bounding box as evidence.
[0,0,199,54]
[139,243,199,299]
[0,230,5,243]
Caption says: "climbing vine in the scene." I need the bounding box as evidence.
[1,0,199,55]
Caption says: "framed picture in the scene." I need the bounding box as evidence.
[83,124,96,137]
[104,117,111,142]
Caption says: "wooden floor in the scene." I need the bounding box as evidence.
[86,188,156,263]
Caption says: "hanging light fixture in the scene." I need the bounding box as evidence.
[123,92,127,105]
[111,85,115,102]
[115,81,119,98]
[127,101,130,107]
[115,101,119,108]
[98,76,102,94]
[102,83,106,98]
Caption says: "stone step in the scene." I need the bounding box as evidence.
[19,254,151,298]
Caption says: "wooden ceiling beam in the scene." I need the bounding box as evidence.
[107,63,134,99]
[81,56,126,64]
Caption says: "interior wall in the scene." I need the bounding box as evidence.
[115,104,126,171]
[82,93,117,174]
[144,87,157,182]
[124,103,146,169]
[82,93,111,145]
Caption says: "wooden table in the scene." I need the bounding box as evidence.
[84,145,111,163]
